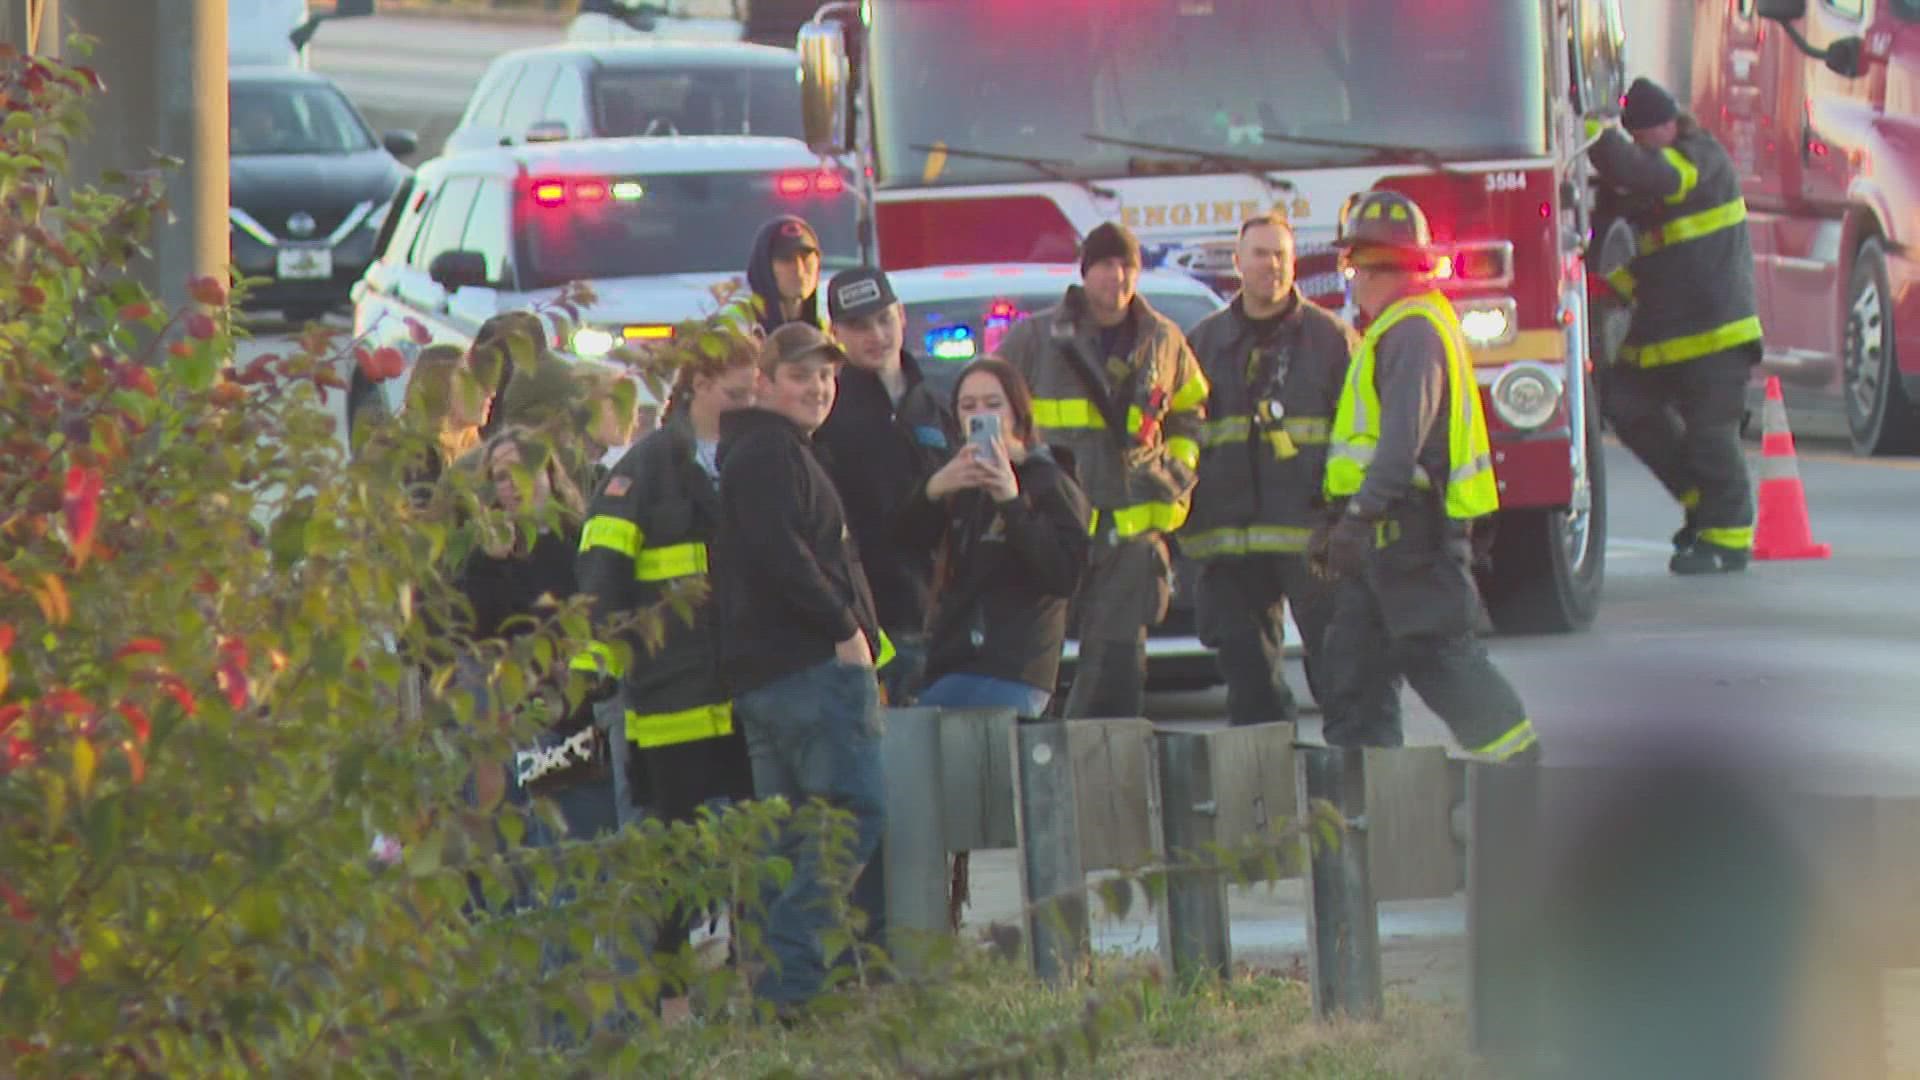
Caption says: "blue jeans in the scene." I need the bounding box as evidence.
[917,672,1053,717]
[735,658,886,1007]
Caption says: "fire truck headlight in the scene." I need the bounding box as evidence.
[571,327,616,358]
[1456,298,1518,348]
[1490,364,1563,431]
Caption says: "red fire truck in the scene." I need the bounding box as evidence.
[796,0,1636,632]
[1618,0,1920,456]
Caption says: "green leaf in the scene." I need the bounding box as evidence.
[405,830,444,878]
[82,793,124,859]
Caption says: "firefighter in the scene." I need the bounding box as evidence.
[997,222,1210,719]
[573,331,757,961]
[1588,77,1762,575]
[1183,209,1400,733]
[1310,190,1538,764]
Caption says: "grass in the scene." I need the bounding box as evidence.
[612,952,1480,1078]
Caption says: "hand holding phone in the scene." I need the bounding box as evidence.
[968,413,1003,461]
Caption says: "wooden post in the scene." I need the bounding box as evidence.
[1299,746,1381,1020]
[1013,720,1085,983]
[1156,729,1231,984]
[879,707,947,976]
[1466,761,1544,1061]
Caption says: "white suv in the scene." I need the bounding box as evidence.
[349,135,862,429]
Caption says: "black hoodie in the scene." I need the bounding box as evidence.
[713,407,884,694]
[745,215,827,335]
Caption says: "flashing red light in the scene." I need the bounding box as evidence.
[776,170,847,197]
[575,180,609,203]
[986,299,1021,321]
[532,180,567,208]
[815,171,846,194]
[1538,201,1552,219]
[776,173,811,196]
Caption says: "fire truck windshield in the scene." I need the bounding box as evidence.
[870,0,1548,187]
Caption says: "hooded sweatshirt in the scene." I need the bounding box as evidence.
[745,215,827,336]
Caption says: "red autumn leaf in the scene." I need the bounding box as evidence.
[194,572,218,595]
[117,302,151,322]
[5,736,36,771]
[40,689,91,718]
[115,365,157,397]
[209,383,244,408]
[152,675,197,717]
[19,284,45,311]
[216,638,250,710]
[184,312,217,340]
[0,704,22,734]
[115,701,151,743]
[121,739,145,784]
[405,317,433,345]
[111,638,165,662]
[62,465,102,556]
[167,341,194,360]
[187,274,227,307]
[373,346,406,380]
[0,878,31,921]
[49,945,77,986]
[0,623,12,652]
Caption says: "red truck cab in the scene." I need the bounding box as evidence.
[1682,0,1920,454]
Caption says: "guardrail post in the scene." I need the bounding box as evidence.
[1156,729,1231,984]
[1013,720,1086,984]
[879,707,947,977]
[1466,760,1544,1062]
[1299,745,1382,1020]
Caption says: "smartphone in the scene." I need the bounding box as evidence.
[968,413,1002,460]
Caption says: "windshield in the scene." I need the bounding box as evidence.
[592,66,804,139]
[517,170,862,289]
[230,82,376,156]
[870,0,1548,186]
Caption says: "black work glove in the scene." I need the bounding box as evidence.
[1324,513,1377,581]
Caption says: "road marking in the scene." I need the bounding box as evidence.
[1608,538,1675,557]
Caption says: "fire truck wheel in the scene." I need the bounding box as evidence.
[1479,375,1607,635]
[1843,238,1920,456]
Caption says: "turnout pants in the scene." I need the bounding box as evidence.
[1195,552,1401,732]
[1063,531,1171,719]
[1319,495,1535,759]
[1605,349,1756,549]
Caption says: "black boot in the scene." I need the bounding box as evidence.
[1669,539,1750,575]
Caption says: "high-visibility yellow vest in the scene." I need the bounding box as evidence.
[1324,291,1499,520]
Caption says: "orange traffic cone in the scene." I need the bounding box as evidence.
[1752,376,1831,561]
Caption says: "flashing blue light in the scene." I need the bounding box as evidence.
[925,324,977,362]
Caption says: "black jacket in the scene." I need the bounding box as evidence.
[745,215,827,335]
[454,527,580,643]
[813,350,955,633]
[1183,290,1357,559]
[714,407,884,694]
[894,447,1090,692]
[576,420,728,727]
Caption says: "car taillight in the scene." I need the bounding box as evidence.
[575,180,609,203]
[623,325,673,342]
[530,177,646,208]
[776,170,847,197]
[532,180,567,208]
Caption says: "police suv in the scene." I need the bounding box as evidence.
[349,135,861,429]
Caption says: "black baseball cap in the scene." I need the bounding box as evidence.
[760,321,847,369]
[827,267,898,322]
[768,216,820,259]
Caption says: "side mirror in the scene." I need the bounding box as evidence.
[525,120,570,144]
[1755,0,1806,19]
[333,0,376,17]
[1824,36,1865,78]
[797,21,850,155]
[1754,0,1866,79]
[428,250,489,292]
[382,130,419,158]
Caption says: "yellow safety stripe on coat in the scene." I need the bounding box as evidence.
[1179,528,1246,559]
[1166,436,1200,471]
[1245,524,1310,553]
[1620,315,1764,368]
[1032,398,1106,430]
[1093,501,1188,538]
[635,542,708,582]
[579,515,641,557]
[1474,718,1538,762]
[1200,416,1251,446]
[1605,266,1637,301]
[1660,146,1700,205]
[626,701,732,749]
[875,629,897,671]
[1283,416,1331,444]
[1169,371,1211,413]
[1638,197,1747,253]
[571,640,625,679]
[1695,525,1754,550]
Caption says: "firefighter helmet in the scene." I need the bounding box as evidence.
[1333,189,1437,270]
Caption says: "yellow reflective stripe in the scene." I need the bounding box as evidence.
[1620,315,1763,367]
[1605,266,1637,301]
[635,542,708,582]
[580,516,641,557]
[1695,526,1754,550]
[1200,416,1251,446]
[1244,524,1310,553]
[1100,501,1187,537]
[1125,404,1145,435]
[1282,416,1330,445]
[1660,146,1699,205]
[1032,398,1107,430]
[625,701,732,749]
[1639,197,1747,252]
[1179,528,1246,559]
[572,640,624,678]
[1169,370,1210,413]
[875,629,897,671]
[1678,488,1702,510]
[1166,435,1200,471]
[1474,718,1538,761]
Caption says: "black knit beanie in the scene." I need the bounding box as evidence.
[1079,221,1142,275]
[1621,77,1679,131]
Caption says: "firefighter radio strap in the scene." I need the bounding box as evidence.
[1053,327,1167,457]
[1245,317,1305,460]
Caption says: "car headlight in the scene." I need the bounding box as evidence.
[571,326,616,357]
[1490,363,1563,430]
[1456,298,1518,348]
